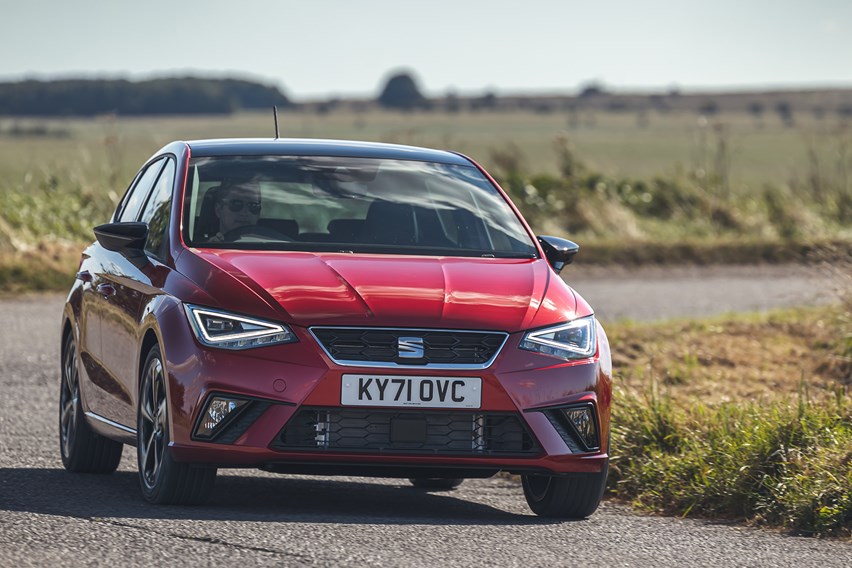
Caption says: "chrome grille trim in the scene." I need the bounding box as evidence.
[308,326,509,370]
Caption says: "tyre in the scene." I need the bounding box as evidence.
[59,333,123,473]
[521,462,608,518]
[409,478,464,490]
[137,345,216,505]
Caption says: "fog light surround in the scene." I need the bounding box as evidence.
[194,395,249,440]
[561,404,599,451]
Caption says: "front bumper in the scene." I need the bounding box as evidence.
[159,312,612,476]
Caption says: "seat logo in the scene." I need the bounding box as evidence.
[398,337,424,358]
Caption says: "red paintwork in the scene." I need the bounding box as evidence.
[183,249,588,331]
[63,139,612,479]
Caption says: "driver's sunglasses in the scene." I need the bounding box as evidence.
[223,199,261,214]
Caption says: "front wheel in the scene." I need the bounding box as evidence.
[521,463,608,518]
[137,345,216,505]
[59,333,123,473]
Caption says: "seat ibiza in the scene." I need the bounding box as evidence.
[59,139,612,517]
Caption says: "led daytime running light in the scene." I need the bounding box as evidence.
[184,304,296,350]
[520,316,597,360]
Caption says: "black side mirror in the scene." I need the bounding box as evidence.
[94,222,150,268]
[94,222,148,252]
[537,235,580,274]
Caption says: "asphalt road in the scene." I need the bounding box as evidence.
[1,265,849,567]
[567,262,842,323]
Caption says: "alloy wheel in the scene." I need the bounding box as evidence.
[59,337,79,459]
[139,356,167,489]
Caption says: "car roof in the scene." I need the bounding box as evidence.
[184,138,473,166]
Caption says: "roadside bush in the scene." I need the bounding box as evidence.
[609,388,852,536]
[486,134,852,247]
[626,177,712,220]
[763,185,805,239]
[0,175,116,246]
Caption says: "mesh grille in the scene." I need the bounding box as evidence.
[272,407,539,456]
[310,328,507,367]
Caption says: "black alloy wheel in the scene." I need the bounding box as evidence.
[137,345,216,504]
[59,333,123,473]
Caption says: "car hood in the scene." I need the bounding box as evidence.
[188,250,582,332]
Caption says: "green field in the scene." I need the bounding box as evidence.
[0,109,850,262]
[2,108,847,183]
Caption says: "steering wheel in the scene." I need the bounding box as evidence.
[223,224,292,242]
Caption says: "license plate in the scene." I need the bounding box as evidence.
[341,374,481,409]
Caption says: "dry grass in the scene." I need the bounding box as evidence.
[609,307,849,403]
[0,243,79,295]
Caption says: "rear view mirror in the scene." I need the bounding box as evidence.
[537,236,579,274]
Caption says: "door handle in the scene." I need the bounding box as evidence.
[76,270,93,283]
[96,283,116,298]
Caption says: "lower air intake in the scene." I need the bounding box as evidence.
[272,408,539,456]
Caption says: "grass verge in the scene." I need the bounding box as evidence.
[609,387,850,537]
[606,306,851,537]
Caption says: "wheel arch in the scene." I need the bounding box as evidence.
[61,318,73,356]
[59,315,91,413]
[139,329,160,394]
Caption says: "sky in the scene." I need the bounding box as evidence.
[1,0,850,100]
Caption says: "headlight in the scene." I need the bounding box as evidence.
[520,316,596,360]
[184,304,297,350]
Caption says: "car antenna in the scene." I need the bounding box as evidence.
[273,106,280,139]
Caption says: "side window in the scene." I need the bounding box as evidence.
[140,159,176,259]
[117,158,165,222]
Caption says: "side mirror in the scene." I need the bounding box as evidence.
[94,222,148,252]
[94,222,150,268]
[537,235,579,274]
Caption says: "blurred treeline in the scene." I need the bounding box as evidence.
[4,73,852,117]
[0,77,290,116]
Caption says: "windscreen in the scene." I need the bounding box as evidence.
[183,156,537,258]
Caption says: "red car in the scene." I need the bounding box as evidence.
[59,139,612,517]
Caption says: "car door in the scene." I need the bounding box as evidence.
[82,157,166,425]
[99,157,177,428]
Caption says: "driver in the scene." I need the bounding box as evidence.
[208,181,262,242]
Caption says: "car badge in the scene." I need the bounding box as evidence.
[398,337,425,358]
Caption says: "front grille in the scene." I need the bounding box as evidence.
[310,327,508,368]
[272,407,539,456]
